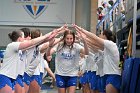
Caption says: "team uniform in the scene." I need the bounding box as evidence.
[99,40,122,92]
[87,52,98,90]
[0,42,21,90]
[23,47,40,86]
[54,43,83,88]
[95,51,104,92]
[78,55,87,85]
[79,53,91,85]
[39,53,49,86]
[14,50,27,88]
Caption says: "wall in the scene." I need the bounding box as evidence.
[0,0,91,47]
[91,0,98,34]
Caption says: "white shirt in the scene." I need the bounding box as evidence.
[25,47,40,76]
[86,52,97,72]
[54,43,83,76]
[42,59,49,79]
[79,55,88,72]
[103,40,121,75]
[33,65,40,75]
[17,50,27,76]
[0,42,20,79]
[39,53,46,73]
[95,51,104,76]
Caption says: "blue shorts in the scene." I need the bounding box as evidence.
[89,71,98,90]
[79,72,89,84]
[23,72,42,86]
[55,74,78,88]
[87,71,93,83]
[39,72,43,86]
[105,74,121,90]
[97,75,105,92]
[98,74,121,92]
[23,72,32,86]
[14,75,24,87]
[0,74,15,90]
[30,75,42,87]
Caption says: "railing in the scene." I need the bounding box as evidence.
[96,0,123,33]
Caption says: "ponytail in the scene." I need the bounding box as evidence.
[8,30,23,42]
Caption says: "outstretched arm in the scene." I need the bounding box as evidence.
[73,24,104,50]
[45,67,55,81]
[76,29,89,55]
[19,31,55,51]
[45,25,67,60]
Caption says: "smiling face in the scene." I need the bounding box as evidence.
[65,34,74,46]
[63,30,75,47]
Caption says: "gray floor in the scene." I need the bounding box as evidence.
[40,86,82,93]
[41,77,82,93]
[41,87,82,93]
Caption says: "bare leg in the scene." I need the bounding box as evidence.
[106,84,119,93]
[22,87,25,93]
[28,80,40,93]
[90,90,99,93]
[12,90,15,93]
[0,85,12,93]
[67,86,76,93]
[84,84,91,93]
[23,83,29,93]
[14,83,22,93]
[58,88,66,93]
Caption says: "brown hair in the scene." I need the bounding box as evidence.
[31,29,41,39]
[8,30,23,42]
[58,30,75,51]
[20,28,31,38]
[103,29,116,43]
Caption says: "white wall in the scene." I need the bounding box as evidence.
[0,0,75,26]
[0,0,91,47]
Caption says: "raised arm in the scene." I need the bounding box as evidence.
[19,25,67,51]
[73,24,104,50]
[45,25,67,60]
[76,29,89,55]
[19,33,51,50]
[40,38,62,53]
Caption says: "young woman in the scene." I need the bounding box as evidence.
[14,28,31,93]
[46,29,88,93]
[24,25,67,93]
[73,24,121,93]
[26,29,43,93]
[27,29,55,93]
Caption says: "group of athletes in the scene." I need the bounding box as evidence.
[0,24,121,93]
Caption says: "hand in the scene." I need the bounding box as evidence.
[49,38,55,47]
[72,24,87,33]
[72,24,82,32]
[73,24,87,41]
[76,29,87,43]
[46,56,52,62]
[78,71,84,77]
[56,24,68,34]
[47,30,58,40]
